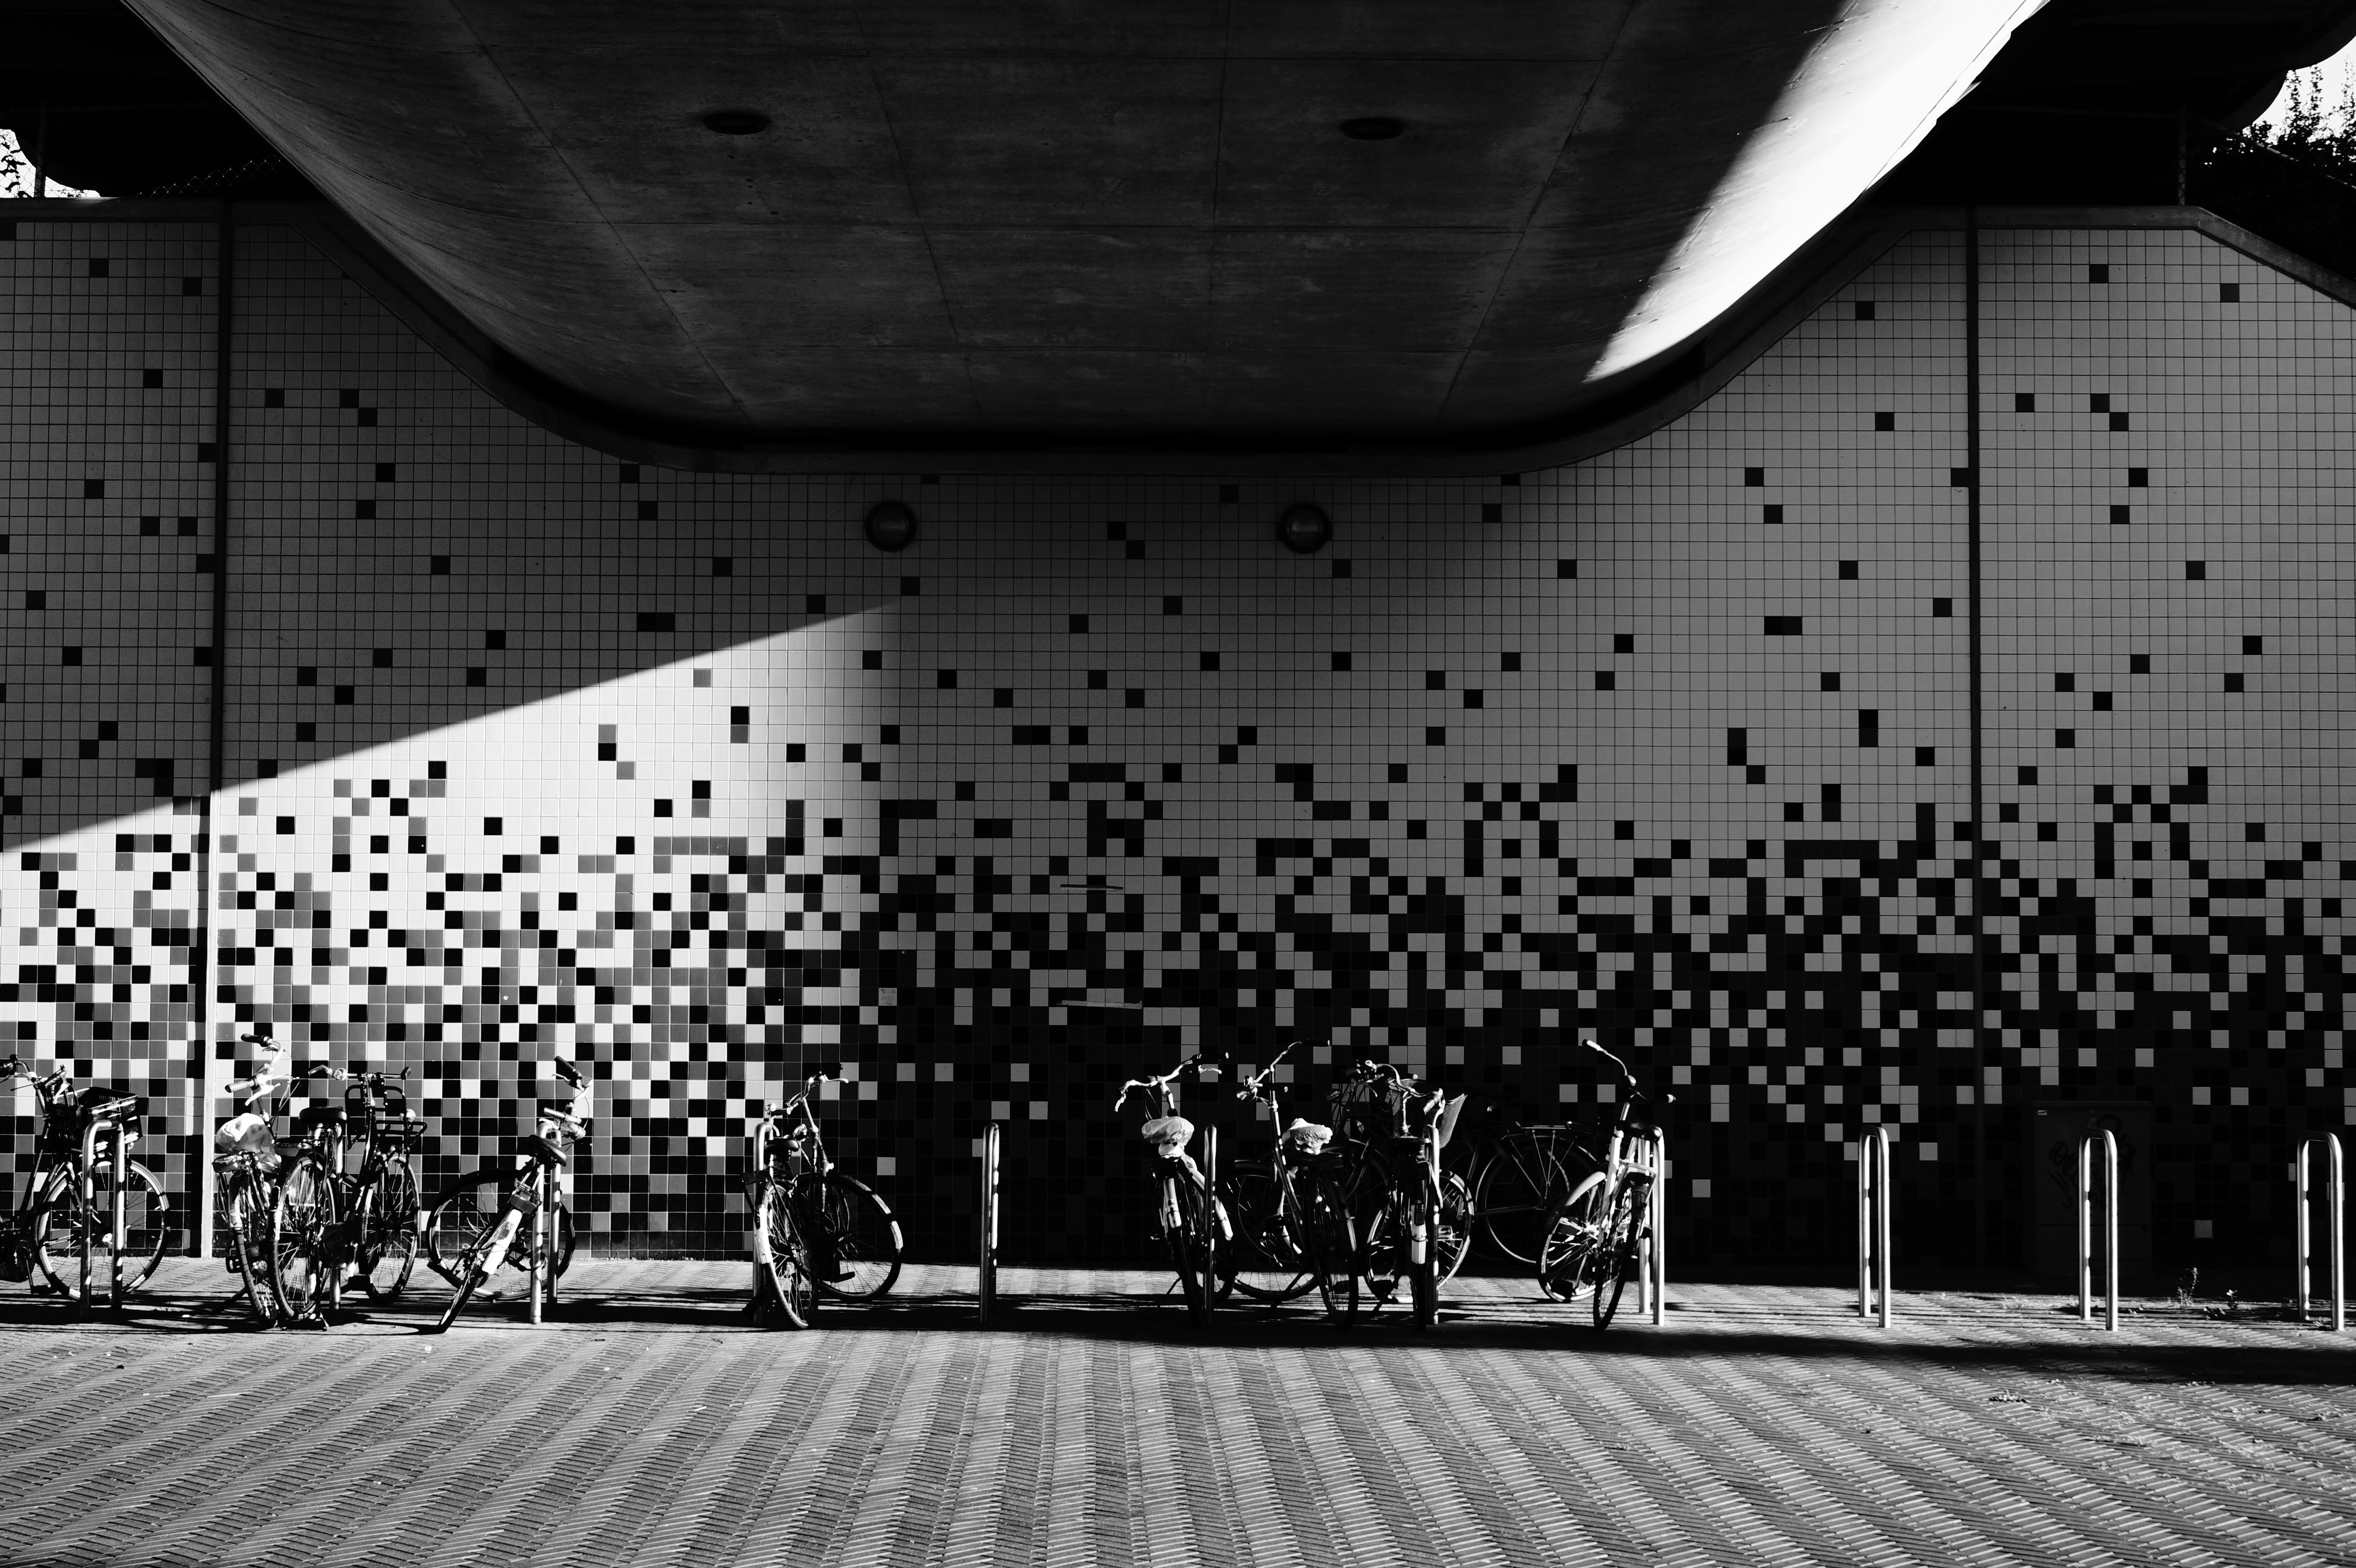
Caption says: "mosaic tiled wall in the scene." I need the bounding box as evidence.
[2,212,2348,1272]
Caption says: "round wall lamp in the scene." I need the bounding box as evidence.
[1338,116,1406,141]
[702,110,771,136]
[864,499,919,553]
[1276,502,1333,554]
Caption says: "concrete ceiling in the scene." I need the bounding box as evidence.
[89,1,2356,452]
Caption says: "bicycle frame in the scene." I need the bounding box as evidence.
[746,1065,839,1310]
[3,1055,143,1308]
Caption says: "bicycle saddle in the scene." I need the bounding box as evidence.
[295,1104,347,1129]
[519,1134,570,1167]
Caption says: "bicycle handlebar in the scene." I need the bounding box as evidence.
[1114,1051,1228,1110]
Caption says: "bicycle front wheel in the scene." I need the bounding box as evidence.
[221,1169,282,1324]
[1536,1174,1606,1303]
[757,1182,814,1328]
[1592,1177,1647,1331]
[32,1159,171,1300]
[359,1161,420,1302]
[800,1171,903,1300]
[1472,1129,1583,1265]
[1164,1172,1213,1325]
[1302,1167,1360,1323]
[270,1154,340,1323]
[1217,1160,1317,1303]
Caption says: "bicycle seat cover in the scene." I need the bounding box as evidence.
[215,1112,272,1154]
[1139,1115,1195,1157]
[1283,1119,1333,1155]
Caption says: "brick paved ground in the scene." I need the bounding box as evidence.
[2,1261,2352,1567]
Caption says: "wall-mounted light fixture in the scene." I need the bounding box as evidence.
[1276,502,1332,554]
[864,499,918,553]
[702,111,770,136]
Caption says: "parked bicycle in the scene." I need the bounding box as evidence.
[211,1032,298,1324]
[1537,1038,1670,1329]
[1215,1043,1358,1319]
[1325,1059,1466,1323]
[745,1062,906,1328]
[0,1052,168,1304]
[267,1058,422,1325]
[1115,1052,1230,1326]
[1444,1094,1594,1267]
[425,1059,592,1332]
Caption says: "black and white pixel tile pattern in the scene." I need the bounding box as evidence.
[0,217,2346,1265]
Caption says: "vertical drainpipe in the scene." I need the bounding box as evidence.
[1965,210,1987,1273]
[189,203,233,1258]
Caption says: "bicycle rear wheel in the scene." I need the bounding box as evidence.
[757,1182,814,1328]
[801,1171,902,1300]
[32,1159,171,1299]
[425,1166,575,1289]
[270,1154,339,1323]
[1473,1129,1583,1265]
[359,1161,420,1302]
[1217,1160,1317,1303]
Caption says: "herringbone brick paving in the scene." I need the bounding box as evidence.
[2,1263,2351,1567]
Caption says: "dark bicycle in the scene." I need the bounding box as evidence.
[268,1059,423,1325]
[746,1062,905,1328]
[1116,1053,1230,1326]
[1215,1043,1358,1319]
[0,1053,167,1305]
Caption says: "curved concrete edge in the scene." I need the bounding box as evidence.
[7,197,2347,477]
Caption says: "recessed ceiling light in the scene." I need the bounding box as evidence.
[1338,117,1406,141]
[702,111,770,136]
[864,500,918,553]
[1276,502,1332,554]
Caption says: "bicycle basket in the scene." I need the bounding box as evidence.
[1326,1079,1399,1139]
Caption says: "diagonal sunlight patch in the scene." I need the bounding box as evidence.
[1590,0,2046,381]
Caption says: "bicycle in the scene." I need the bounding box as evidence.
[0,1053,168,1305]
[1116,1052,1230,1326]
[1537,1038,1671,1330]
[746,1062,906,1328]
[1213,1043,1358,1319]
[424,1058,592,1333]
[1445,1096,1595,1267]
[1325,1060,1466,1321]
[267,1057,422,1325]
[211,1032,299,1324]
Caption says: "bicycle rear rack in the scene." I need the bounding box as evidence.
[2078,1126,2119,1331]
[2296,1133,2346,1332]
[978,1120,1001,1324]
[1855,1124,1894,1328]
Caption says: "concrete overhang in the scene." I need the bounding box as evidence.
[33,0,2356,463]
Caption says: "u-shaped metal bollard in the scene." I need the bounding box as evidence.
[2079,1126,2119,1331]
[1856,1124,1894,1328]
[2296,1133,2346,1333]
[1641,1129,1668,1325]
[978,1121,1001,1324]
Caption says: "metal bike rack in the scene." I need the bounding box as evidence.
[2078,1126,2120,1331]
[1856,1124,1894,1328]
[978,1120,1001,1324]
[1634,1130,1667,1325]
[2296,1133,2346,1333]
[77,1116,129,1311]
[747,1116,775,1309]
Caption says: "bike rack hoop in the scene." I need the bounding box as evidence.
[2078,1126,2120,1332]
[1855,1124,1894,1328]
[978,1120,1001,1324]
[2296,1133,2346,1333]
